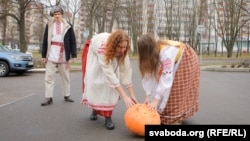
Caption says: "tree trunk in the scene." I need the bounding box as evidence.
[2,16,7,45]
[227,47,233,58]
[19,13,27,53]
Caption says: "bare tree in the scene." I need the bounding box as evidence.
[62,0,81,27]
[107,0,121,32]
[163,0,182,41]
[210,0,250,58]
[123,0,143,55]
[0,0,9,46]
[26,2,45,52]
[81,0,103,38]
[0,0,35,52]
[162,0,200,51]
[94,0,111,33]
[184,0,200,50]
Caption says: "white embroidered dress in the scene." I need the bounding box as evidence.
[82,33,132,111]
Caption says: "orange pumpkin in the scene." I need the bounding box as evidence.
[124,103,161,136]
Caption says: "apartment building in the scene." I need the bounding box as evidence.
[1,0,249,53]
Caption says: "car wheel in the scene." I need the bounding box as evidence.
[0,61,9,77]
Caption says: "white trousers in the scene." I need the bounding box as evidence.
[44,61,70,98]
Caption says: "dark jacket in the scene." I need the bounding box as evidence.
[42,19,77,61]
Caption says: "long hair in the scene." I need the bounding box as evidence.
[105,30,130,64]
[137,34,160,77]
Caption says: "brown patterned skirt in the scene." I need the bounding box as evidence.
[160,44,200,124]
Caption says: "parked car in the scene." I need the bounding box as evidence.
[0,45,34,77]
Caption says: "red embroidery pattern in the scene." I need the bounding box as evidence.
[58,46,64,62]
[161,58,172,74]
[56,22,61,34]
[51,41,64,62]
[161,58,171,69]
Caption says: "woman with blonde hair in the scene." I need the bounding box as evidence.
[82,30,138,130]
[137,34,200,125]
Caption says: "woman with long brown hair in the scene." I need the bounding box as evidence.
[137,34,200,125]
[81,30,138,130]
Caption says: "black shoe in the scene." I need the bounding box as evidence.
[90,110,97,120]
[105,117,115,130]
[64,96,74,102]
[41,98,53,106]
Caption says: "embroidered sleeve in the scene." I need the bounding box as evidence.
[154,47,179,100]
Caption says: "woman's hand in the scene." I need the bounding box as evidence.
[143,95,150,104]
[147,99,159,111]
[116,86,136,108]
[123,96,136,108]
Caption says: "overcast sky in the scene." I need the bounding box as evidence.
[38,0,56,7]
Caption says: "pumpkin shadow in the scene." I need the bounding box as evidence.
[182,119,196,125]
[127,133,145,139]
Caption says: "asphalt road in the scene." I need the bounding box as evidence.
[0,59,250,141]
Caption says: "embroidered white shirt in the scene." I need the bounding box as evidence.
[142,45,183,112]
[48,22,66,63]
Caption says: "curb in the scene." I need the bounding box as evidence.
[28,67,81,73]
[201,67,250,72]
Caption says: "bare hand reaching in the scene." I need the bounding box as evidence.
[123,96,136,108]
[147,99,159,111]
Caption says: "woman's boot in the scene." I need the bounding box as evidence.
[90,110,97,120]
[105,117,114,130]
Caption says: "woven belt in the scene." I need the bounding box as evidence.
[51,41,64,46]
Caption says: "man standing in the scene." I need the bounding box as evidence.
[41,6,77,106]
